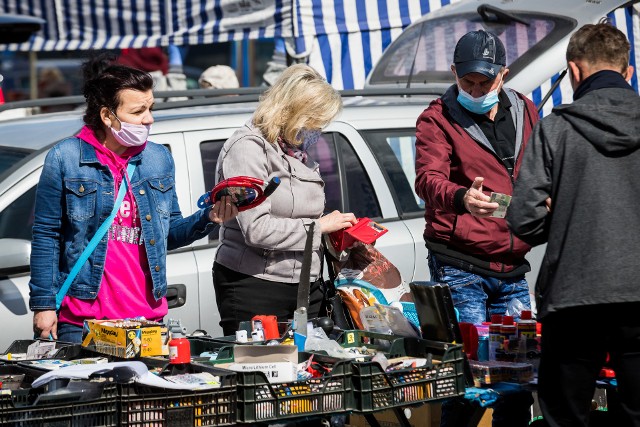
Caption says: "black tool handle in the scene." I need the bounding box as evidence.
[263,176,281,197]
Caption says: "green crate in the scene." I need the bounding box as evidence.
[199,351,353,423]
[188,337,236,364]
[0,364,118,426]
[350,336,466,412]
[118,359,237,427]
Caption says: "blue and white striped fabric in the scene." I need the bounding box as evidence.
[294,0,456,90]
[0,0,291,51]
[296,1,640,113]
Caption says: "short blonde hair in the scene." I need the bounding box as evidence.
[253,64,342,146]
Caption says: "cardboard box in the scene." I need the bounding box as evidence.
[81,319,169,358]
[215,344,298,384]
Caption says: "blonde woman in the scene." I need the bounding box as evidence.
[213,64,357,335]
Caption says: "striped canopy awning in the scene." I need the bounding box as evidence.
[1,0,638,103]
[0,0,293,51]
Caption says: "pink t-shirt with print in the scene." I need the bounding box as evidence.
[58,127,167,326]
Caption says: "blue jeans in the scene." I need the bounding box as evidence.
[57,322,84,344]
[428,254,531,324]
[428,253,533,427]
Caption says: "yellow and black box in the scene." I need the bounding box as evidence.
[81,319,169,358]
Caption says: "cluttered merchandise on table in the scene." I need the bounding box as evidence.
[0,219,546,426]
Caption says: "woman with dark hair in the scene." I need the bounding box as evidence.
[29,55,237,343]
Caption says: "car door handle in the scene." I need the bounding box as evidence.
[166,284,187,309]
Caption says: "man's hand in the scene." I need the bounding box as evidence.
[209,195,239,223]
[545,197,552,212]
[463,177,499,218]
[33,310,58,339]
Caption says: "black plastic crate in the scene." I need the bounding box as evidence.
[230,352,353,423]
[0,364,118,426]
[1,339,83,364]
[118,360,237,427]
[350,337,466,412]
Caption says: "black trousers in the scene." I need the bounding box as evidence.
[538,304,640,427]
[213,262,323,336]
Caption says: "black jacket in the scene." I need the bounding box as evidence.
[507,83,640,318]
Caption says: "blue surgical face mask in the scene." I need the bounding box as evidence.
[456,75,502,115]
[298,128,322,151]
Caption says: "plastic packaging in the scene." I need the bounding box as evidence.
[505,298,527,320]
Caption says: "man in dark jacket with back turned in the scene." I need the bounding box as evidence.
[415,30,539,427]
[507,22,640,427]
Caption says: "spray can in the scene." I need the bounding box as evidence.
[500,315,517,359]
[488,314,503,361]
[516,310,540,367]
[168,319,191,365]
[517,310,537,339]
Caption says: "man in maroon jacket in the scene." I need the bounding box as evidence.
[414,30,539,427]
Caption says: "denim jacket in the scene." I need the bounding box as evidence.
[29,137,216,311]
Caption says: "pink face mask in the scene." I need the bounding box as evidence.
[110,112,151,147]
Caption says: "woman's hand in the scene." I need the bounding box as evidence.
[209,195,239,223]
[33,310,58,340]
[319,210,357,234]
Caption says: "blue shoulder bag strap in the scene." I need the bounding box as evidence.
[55,162,137,311]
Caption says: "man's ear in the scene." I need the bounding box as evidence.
[625,65,635,82]
[567,61,582,90]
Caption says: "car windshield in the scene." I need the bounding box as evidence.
[0,147,33,176]
[0,114,83,178]
[369,11,575,86]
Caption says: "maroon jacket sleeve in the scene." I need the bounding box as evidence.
[414,101,467,214]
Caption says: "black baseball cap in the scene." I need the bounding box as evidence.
[453,30,506,79]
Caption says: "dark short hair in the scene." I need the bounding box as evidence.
[566,22,630,72]
[81,53,154,135]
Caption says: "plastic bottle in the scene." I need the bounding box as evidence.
[168,319,191,365]
[488,314,504,361]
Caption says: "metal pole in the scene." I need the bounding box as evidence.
[29,50,38,100]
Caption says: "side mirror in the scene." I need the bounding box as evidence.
[0,238,30,274]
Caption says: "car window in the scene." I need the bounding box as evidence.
[331,133,381,219]
[307,133,341,213]
[370,12,575,85]
[362,130,424,214]
[0,186,36,241]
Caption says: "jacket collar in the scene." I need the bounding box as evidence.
[78,135,145,165]
[441,84,526,160]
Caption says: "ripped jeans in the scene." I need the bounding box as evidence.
[428,253,533,427]
[428,253,531,323]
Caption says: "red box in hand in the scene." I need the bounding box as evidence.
[328,217,388,252]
